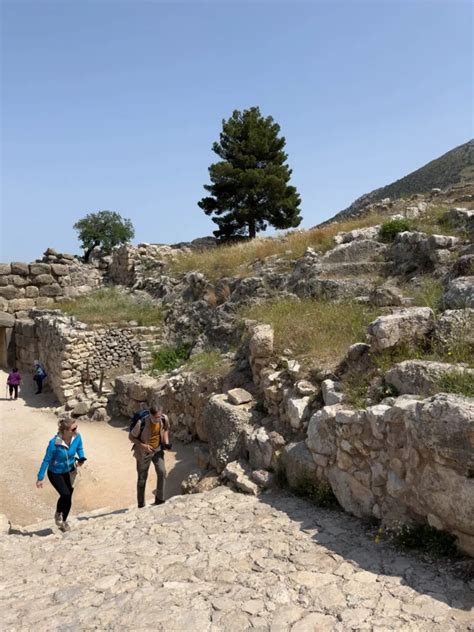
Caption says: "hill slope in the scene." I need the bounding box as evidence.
[325,139,473,224]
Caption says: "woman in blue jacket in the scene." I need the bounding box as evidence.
[36,418,87,531]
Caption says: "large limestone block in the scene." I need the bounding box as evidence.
[249,324,274,359]
[39,283,62,297]
[9,275,29,287]
[247,426,273,470]
[367,307,435,351]
[434,308,474,350]
[322,239,386,263]
[33,273,55,285]
[415,463,474,538]
[0,263,11,275]
[51,263,69,276]
[25,286,40,298]
[8,298,35,312]
[326,467,375,518]
[10,262,28,275]
[407,393,474,468]
[282,441,318,488]
[443,276,474,308]
[203,393,255,472]
[385,360,474,397]
[307,406,338,456]
[29,263,51,275]
[287,396,310,429]
[0,285,22,300]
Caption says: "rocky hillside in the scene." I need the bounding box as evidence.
[1,487,473,631]
[321,140,473,225]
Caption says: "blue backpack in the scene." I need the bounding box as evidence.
[129,410,149,437]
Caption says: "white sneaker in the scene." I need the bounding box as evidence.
[54,512,63,528]
[61,522,71,532]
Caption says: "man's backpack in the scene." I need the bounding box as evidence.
[129,409,149,438]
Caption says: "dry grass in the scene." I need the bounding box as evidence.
[242,298,380,368]
[58,287,163,326]
[167,212,388,281]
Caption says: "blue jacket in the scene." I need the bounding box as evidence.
[37,434,86,481]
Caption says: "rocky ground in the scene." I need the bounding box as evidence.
[0,487,472,631]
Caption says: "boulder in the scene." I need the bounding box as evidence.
[10,262,28,276]
[286,396,310,429]
[338,226,380,244]
[249,324,274,359]
[434,308,474,352]
[367,307,435,351]
[443,277,474,308]
[0,263,11,275]
[369,285,404,307]
[407,393,474,468]
[385,360,474,397]
[247,426,273,470]
[326,467,375,518]
[321,379,344,405]
[281,441,318,488]
[203,394,256,472]
[307,406,338,457]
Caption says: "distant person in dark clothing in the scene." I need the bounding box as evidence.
[33,360,47,394]
[6,368,21,399]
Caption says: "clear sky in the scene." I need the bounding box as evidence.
[1,0,472,262]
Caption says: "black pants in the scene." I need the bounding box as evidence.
[136,450,166,507]
[8,385,18,398]
[34,376,44,393]
[47,470,75,521]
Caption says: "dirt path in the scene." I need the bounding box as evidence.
[0,369,196,526]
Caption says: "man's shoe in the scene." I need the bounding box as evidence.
[153,499,165,506]
[138,503,145,509]
[54,512,64,528]
[61,522,71,532]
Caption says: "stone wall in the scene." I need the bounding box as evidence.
[306,394,474,555]
[115,371,227,442]
[0,250,102,315]
[13,311,157,416]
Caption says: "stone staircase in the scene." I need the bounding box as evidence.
[1,487,472,631]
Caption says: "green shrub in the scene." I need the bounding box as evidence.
[151,344,190,372]
[184,350,231,376]
[392,523,459,557]
[379,218,413,242]
[436,370,474,398]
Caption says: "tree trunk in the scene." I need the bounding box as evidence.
[248,219,256,239]
[83,241,100,262]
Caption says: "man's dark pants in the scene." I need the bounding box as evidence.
[136,450,166,507]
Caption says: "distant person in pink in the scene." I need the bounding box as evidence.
[6,368,21,400]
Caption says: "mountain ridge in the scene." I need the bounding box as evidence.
[320,139,473,225]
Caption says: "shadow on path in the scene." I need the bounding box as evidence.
[259,490,474,613]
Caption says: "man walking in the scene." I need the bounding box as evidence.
[129,405,171,508]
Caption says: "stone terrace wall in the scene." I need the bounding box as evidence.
[306,394,474,555]
[0,250,102,315]
[13,312,149,412]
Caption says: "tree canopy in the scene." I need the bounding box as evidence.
[74,210,135,262]
[198,107,302,239]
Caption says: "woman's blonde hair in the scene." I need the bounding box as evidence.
[58,417,76,436]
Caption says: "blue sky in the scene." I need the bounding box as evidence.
[1,0,472,262]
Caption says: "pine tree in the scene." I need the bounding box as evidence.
[199,107,302,239]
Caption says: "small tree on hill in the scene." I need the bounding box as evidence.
[198,107,302,239]
[74,210,135,262]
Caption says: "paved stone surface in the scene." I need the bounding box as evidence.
[0,487,472,631]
